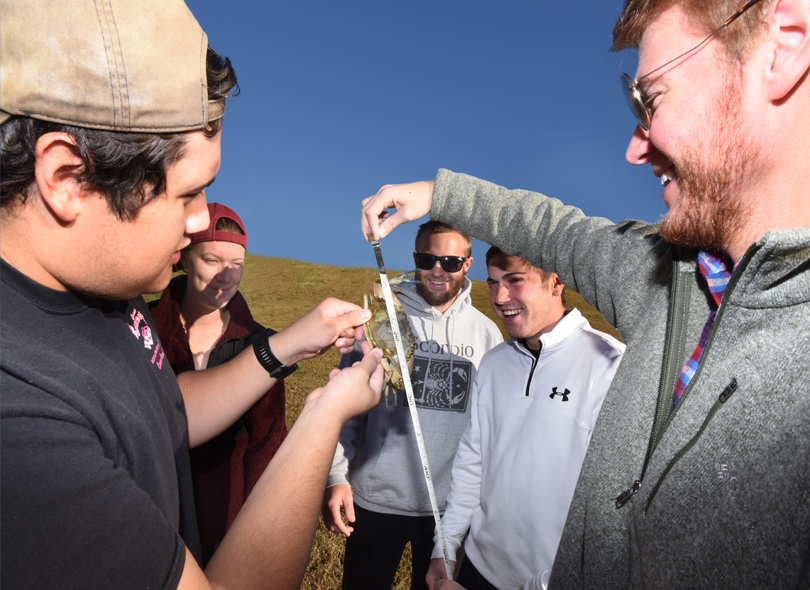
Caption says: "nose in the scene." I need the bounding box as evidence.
[214,265,232,284]
[430,260,444,276]
[186,192,210,235]
[625,124,654,166]
[492,284,510,306]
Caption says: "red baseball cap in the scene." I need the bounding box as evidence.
[190,203,247,249]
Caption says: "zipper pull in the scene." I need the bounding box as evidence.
[719,378,737,403]
[615,480,641,509]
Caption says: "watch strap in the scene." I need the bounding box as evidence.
[253,328,298,378]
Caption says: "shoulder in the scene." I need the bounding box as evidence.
[479,339,520,367]
[455,297,502,333]
[576,324,625,359]
[225,291,262,335]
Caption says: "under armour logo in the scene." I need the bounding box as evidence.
[550,387,570,402]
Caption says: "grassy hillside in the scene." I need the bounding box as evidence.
[148,253,621,589]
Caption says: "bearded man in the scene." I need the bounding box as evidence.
[360,0,810,587]
[322,220,503,590]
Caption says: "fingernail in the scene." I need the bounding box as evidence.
[360,309,371,321]
[372,348,383,360]
[379,228,387,238]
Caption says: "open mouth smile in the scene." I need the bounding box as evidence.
[660,166,676,187]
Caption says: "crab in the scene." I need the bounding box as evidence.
[363,271,418,408]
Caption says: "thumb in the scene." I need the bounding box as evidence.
[360,348,385,391]
[378,210,408,239]
[333,305,372,332]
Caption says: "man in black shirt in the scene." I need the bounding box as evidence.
[0,1,383,588]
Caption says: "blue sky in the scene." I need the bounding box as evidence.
[188,0,667,281]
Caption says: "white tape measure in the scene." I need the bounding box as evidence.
[370,240,453,581]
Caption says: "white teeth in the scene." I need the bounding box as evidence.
[661,167,675,187]
[503,310,521,316]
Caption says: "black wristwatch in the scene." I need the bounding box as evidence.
[253,328,298,378]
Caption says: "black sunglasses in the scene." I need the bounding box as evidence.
[620,0,764,130]
[413,252,468,273]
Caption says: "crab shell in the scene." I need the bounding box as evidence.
[363,281,416,408]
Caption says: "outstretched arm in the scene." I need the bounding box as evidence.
[179,298,370,447]
[179,346,385,590]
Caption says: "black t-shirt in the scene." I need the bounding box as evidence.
[1,261,200,589]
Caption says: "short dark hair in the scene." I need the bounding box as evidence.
[415,220,473,257]
[611,0,770,62]
[0,47,239,221]
[485,246,566,305]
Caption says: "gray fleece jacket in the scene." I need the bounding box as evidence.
[431,168,810,589]
[328,278,502,516]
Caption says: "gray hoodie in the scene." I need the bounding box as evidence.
[328,278,503,516]
[430,168,810,589]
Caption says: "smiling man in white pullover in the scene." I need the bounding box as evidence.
[426,248,624,590]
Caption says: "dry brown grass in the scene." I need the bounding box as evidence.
[147,253,621,589]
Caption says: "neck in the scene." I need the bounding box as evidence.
[432,294,459,314]
[724,171,810,261]
[524,307,567,350]
[0,207,69,291]
[180,291,228,330]
[724,78,810,260]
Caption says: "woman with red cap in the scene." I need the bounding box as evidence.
[150,202,287,565]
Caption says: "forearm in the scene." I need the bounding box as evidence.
[203,389,345,589]
[178,335,282,448]
[433,417,483,561]
[180,302,358,447]
[430,168,664,331]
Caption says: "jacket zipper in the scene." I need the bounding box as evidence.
[615,245,757,509]
[616,259,684,508]
[522,341,541,397]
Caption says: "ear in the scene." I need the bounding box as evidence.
[550,274,565,297]
[763,0,810,101]
[33,132,87,223]
[463,255,473,275]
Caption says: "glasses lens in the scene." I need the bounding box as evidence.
[414,253,437,271]
[620,73,650,130]
[439,257,464,273]
[414,253,465,273]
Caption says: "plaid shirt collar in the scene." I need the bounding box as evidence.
[696,250,736,308]
[671,250,738,409]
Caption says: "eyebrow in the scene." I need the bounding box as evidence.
[186,176,217,195]
[487,271,526,282]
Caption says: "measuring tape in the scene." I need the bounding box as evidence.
[370,240,453,581]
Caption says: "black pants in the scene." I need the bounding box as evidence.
[456,556,499,590]
[342,505,435,590]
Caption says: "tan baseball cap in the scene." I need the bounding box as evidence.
[0,0,225,132]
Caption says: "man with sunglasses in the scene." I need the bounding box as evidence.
[360,0,810,588]
[323,220,503,590]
